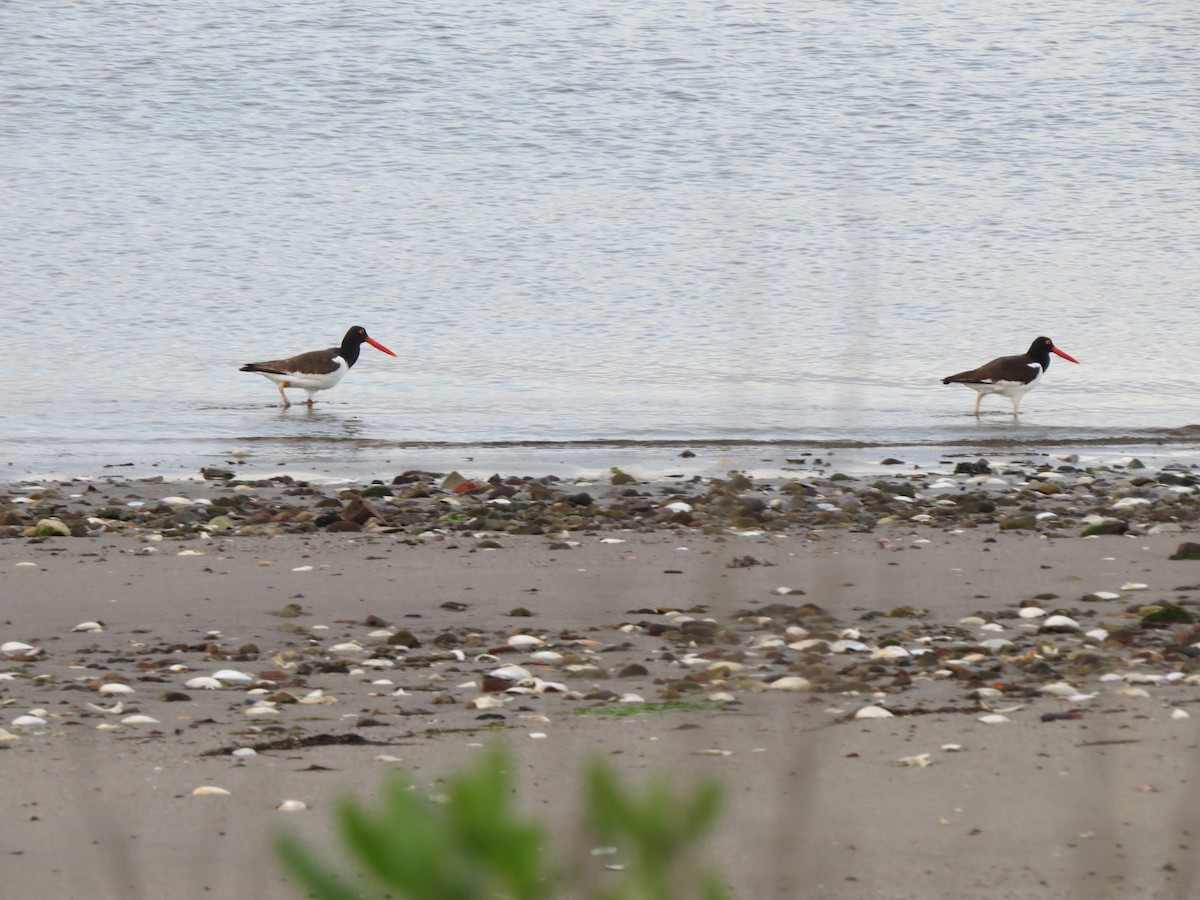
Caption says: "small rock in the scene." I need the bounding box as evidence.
[34,518,71,537]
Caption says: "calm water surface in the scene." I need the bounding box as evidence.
[2,1,1198,477]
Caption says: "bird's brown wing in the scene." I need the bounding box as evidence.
[942,353,1038,386]
[240,347,340,376]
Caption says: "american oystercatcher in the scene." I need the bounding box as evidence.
[240,325,396,408]
[942,336,1079,416]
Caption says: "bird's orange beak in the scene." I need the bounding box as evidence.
[1052,347,1079,364]
[365,336,397,357]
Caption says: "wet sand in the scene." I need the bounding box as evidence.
[2,461,1200,899]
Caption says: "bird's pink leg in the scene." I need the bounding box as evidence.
[974,393,983,416]
[277,384,290,408]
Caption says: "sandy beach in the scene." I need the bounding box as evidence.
[2,458,1200,899]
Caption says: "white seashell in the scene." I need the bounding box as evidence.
[277,800,307,812]
[1018,607,1046,619]
[1118,687,1151,699]
[528,732,548,740]
[1099,673,1124,683]
[854,706,894,719]
[0,728,19,742]
[709,692,736,703]
[1171,709,1190,720]
[471,695,508,709]
[1124,673,1163,684]
[87,701,124,715]
[784,625,809,638]
[98,683,135,695]
[1067,693,1098,702]
[299,690,337,704]
[177,549,206,556]
[1035,512,1057,520]
[244,705,281,717]
[619,693,645,704]
[896,753,933,767]
[11,715,48,729]
[531,679,568,694]
[367,629,393,638]
[120,715,160,725]
[506,634,545,649]
[1120,582,1149,591]
[328,642,366,654]
[232,747,258,758]
[978,638,1014,652]
[291,565,314,572]
[598,538,625,544]
[95,723,121,732]
[71,621,104,633]
[958,616,986,627]
[663,501,692,513]
[769,676,812,692]
[528,651,563,664]
[489,665,532,682]
[979,622,1005,632]
[1085,629,1109,642]
[1111,497,1151,508]
[192,786,231,796]
[829,640,869,653]
[361,659,395,669]
[788,639,829,652]
[1041,615,1081,632]
[941,744,964,752]
[978,714,1010,724]
[1,641,35,654]
[211,669,254,684]
[185,676,223,690]
[708,660,744,673]
[1091,591,1121,601]
[871,645,911,660]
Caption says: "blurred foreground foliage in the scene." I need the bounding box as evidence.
[276,744,728,900]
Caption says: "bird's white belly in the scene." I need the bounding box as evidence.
[967,379,1032,398]
[258,362,347,393]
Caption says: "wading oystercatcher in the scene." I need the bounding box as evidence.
[240,325,396,408]
[942,336,1079,416]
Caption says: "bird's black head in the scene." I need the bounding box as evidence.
[1027,336,1079,369]
[339,326,396,367]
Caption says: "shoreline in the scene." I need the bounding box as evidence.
[2,456,1200,898]
[4,428,1199,485]
[3,444,1198,541]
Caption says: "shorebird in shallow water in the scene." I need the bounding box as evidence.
[942,336,1079,416]
[240,325,396,408]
